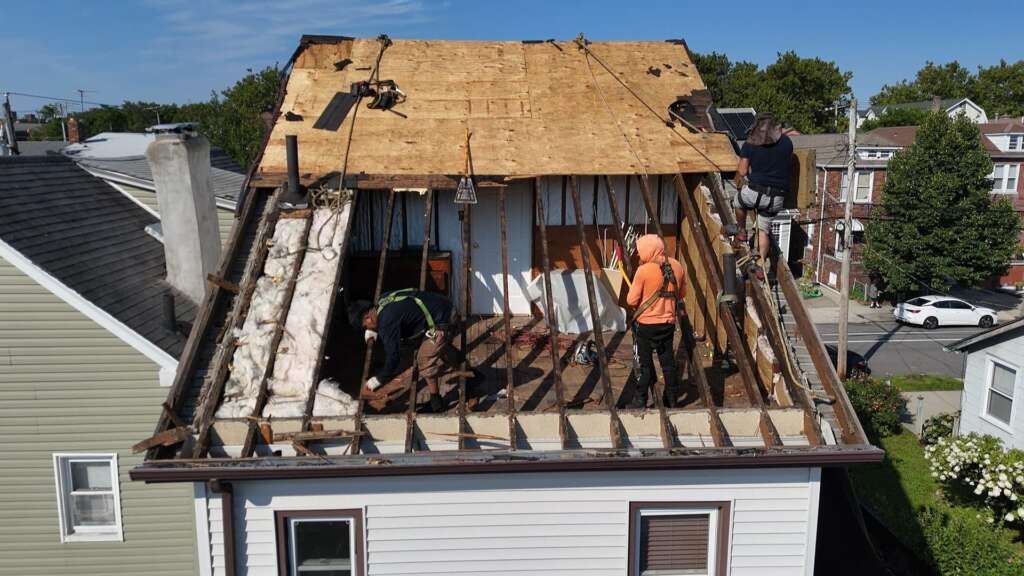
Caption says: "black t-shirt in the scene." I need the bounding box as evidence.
[740,134,793,191]
[373,290,453,382]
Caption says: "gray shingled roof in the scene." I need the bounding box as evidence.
[0,155,196,357]
[13,140,66,156]
[73,149,245,208]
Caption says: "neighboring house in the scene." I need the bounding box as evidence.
[949,317,1024,449]
[793,121,1024,291]
[133,35,880,576]
[63,129,245,244]
[0,154,210,574]
[857,97,988,127]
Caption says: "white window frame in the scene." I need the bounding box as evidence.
[982,357,1019,432]
[52,453,124,543]
[840,171,874,203]
[287,516,358,576]
[991,163,1020,194]
[1009,135,1022,151]
[635,507,720,576]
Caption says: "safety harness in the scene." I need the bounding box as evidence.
[633,259,679,321]
[376,288,436,336]
[738,182,786,214]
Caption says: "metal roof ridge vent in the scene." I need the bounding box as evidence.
[144,126,221,304]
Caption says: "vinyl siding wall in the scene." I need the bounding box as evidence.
[959,332,1024,449]
[0,255,197,575]
[114,182,236,245]
[202,467,821,576]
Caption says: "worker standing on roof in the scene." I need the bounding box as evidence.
[733,113,793,268]
[625,234,685,409]
[355,289,465,413]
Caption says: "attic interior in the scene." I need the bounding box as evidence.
[141,35,873,464]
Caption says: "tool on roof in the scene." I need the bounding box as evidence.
[455,128,477,204]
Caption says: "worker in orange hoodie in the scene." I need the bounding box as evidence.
[625,234,685,408]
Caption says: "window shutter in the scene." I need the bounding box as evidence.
[640,513,709,574]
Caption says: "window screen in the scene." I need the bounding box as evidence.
[53,454,122,542]
[639,513,711,575]
[988,362,1016,424]
[278,512,363,576]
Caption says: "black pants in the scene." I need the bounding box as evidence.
[632,322,678,406]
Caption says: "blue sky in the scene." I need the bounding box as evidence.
[3,0,1019,117]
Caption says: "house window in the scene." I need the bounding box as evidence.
[840,171,873,203]
[1010,135,1022,151]
[986,360,1018,426]
[52,454,123,542]
[628,502,730,576]
[991,164,1020,194]
[276,510,364,576]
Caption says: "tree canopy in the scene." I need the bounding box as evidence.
[860,107,931,131]
[864,113,1020,293]
[693,50,852,134]
[872,59,1024,118]
[29,66,280,169]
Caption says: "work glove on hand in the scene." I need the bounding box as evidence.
[365,376,383,391]
[364,329,378,343]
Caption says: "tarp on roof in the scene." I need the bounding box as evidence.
[257,37,737,179]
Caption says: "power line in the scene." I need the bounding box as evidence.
[2,91,114,108]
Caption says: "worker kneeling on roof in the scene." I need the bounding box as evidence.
[356,289,464,413]
[626,234,685,409]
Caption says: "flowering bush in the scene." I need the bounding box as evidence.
[926,434,1024,525]
[918,506,1024,576]
[921,412,957,446]
[845,377,906,437]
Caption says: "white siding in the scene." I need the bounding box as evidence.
[110,182,236,245]
[959,333,1024,448]
[201,467,821,576]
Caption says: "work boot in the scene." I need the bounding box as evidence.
[420,393,446,414]
[662,388,679,409]
[625,393,648,410]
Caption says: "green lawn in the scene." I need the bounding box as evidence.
[850,431,1024,565]
[885,373,963,392]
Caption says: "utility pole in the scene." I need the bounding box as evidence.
[75,89,93,112]
[837,97,857,380]
[2,92,20,156]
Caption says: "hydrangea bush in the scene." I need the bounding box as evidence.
[926,434,1024,525]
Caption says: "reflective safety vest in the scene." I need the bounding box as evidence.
[376,288,436,331]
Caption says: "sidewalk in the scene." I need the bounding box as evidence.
[900,390,962,434]
[802,287,894,325]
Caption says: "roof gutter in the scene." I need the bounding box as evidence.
[132,446,885,483]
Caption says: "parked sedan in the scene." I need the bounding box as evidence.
[893,295,998,329]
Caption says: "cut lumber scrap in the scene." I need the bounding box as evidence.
[133,427,190,454]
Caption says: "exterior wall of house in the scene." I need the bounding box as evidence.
[950,101,987,123]
[959,332,1024,449]
[110,181,236,245]
[198,467,822,576]
[801,167,886,292]
[0,255,197,575]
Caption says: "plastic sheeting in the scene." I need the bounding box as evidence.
[263,206,355,418]
[524,269,627,334]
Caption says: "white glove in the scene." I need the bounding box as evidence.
[364,329,378,343]
[365,376,383,391]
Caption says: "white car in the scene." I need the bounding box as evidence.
[893,295,998,329]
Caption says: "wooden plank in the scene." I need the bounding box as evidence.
[146,184,266,460]
[676,174,781,448]
[238,211,316,457]
[189,189,285,458]
[533,177,568,450]
[498,186,519,450]
[206,273,240,294]
[568,176,622,449]
[132,427,190,454]
[456,203,472,451]
[404,190,434,453]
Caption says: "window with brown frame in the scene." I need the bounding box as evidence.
[628,501,730,576]
[275,509,364,576]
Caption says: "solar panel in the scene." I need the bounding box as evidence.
[717,110,756,141]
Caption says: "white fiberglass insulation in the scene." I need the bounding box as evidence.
[216,216,309,418]
[263,204,356,418]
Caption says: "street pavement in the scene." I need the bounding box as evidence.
[814,320,982,377]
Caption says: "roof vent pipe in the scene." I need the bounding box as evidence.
[162,293,177,332]
[282,134,307,207]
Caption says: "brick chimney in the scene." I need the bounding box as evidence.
[144,126,222,304]
[66,117,80,143]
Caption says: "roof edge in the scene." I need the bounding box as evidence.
[132,445,885,483]
[948,316,1024,351]
[0,236,177,370]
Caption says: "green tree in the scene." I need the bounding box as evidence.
[860,107,930,131]
[973,60,1024,117]
[693,51,851,133]
[873,61,974,105]
[864,113,1020,293]
[179,66,280,169]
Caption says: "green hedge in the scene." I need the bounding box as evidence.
[845,377,907,437]
[918,507,1024,575]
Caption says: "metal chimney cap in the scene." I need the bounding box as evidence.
[147,122,198,137]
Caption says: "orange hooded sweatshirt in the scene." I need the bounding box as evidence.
[626,234,685,324]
